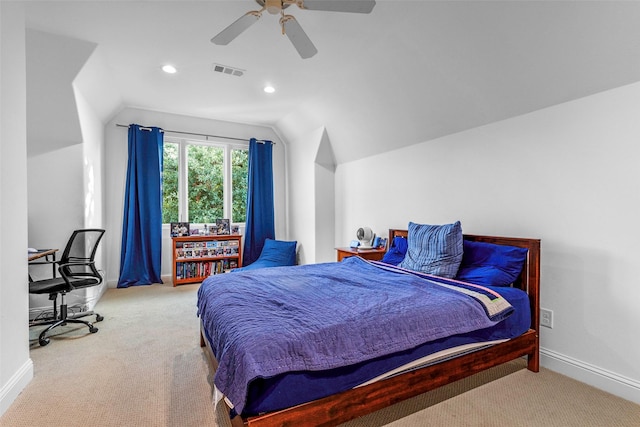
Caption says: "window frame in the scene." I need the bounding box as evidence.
[163,135,248,226]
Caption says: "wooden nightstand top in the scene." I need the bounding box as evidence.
[336,247,386,262]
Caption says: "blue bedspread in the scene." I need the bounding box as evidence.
[197,257,514,415]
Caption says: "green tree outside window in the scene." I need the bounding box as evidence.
[188,144,224,223]
[162,142,179,224]
[232,148,248,223]
[162,140,248,225]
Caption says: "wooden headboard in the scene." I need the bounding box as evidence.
[388,229,541,332]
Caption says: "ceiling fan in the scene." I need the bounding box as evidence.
[211,0,376,59]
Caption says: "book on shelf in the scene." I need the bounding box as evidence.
[176,259,239,280]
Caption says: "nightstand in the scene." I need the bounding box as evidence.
[336,247,386,262]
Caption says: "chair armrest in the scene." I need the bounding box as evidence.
[57,261,102,288]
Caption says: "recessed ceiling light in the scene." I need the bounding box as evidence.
[264,85,275,94]
[162,64,177,74]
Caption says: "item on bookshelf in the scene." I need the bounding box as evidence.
[216,219,230,235]
[191,228,200,235]
[356,227,375,249]
[171,222,190,237]
[379,237,388,249]
[231,225,240,235]
[373,237,387,249]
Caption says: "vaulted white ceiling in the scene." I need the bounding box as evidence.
[24,1,640,164]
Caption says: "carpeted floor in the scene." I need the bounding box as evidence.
[1,283,638,427]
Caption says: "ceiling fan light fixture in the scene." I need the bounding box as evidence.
[265,0,282,14]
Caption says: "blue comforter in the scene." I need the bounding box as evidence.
[197,256,513,415]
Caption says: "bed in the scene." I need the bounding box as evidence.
[198,228,540,427]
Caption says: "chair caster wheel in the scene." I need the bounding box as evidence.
[96,314,104,322]
[39,338,50,346]
[89,326,99,333]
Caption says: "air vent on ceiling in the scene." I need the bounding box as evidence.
[212,63,244,77]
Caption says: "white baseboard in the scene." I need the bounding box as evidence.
[541,347,640,404]
[0,358,33,416]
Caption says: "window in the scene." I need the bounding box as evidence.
[162,137,248,225]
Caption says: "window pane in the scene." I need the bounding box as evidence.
[187,144,224,223]
[162,142,179,223]
[231,148,248,223]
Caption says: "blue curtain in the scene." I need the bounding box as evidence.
[243,138,275,266]
[117,124,164,287]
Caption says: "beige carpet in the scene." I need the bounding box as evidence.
[1,283,638,427]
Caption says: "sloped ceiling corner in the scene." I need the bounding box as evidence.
[73,45,124,125]
[314,128,336,172]
[278,1,640,165]
[22,1,640,164]
[26,29,97,157]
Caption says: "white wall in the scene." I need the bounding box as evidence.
[26,32,108,317]
[315,162,335,264]
[314,128,337,264]
[333,82,640,403]
[72,86,108,308]
[104,108,287,286]
[27,146,92,316]
[0,2,33,416]
[286,126,338,265]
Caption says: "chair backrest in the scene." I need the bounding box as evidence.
[59,229,105,279]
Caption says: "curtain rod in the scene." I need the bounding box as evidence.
[115,124,274,144]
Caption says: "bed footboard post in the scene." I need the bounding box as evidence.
[528,353,540,373]
[526,239,541,373]
[528,336,540,372]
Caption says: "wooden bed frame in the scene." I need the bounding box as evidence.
[200,229,541,427]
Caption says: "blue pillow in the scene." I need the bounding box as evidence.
[237,238,297,271]
[398,221,463,278]
[380,236,408,266]
[455,240,528,287]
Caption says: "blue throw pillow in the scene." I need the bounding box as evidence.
[398,221,463,278]
[380,236,408,266]
[238,238,297,271]
[455,240,528,287]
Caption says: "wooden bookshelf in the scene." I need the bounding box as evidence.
[171,234,242,286]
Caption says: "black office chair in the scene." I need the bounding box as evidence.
[29,229,106,346]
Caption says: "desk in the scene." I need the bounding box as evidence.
[28,249,58,262]
[28,249,59,278]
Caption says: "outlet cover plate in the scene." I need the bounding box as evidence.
[540,308,553,328]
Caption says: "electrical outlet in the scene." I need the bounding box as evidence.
[540,308,554,328]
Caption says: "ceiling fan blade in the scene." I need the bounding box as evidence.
[211,12,261,45]
[298,0,376,13]
[282,15,318,59]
